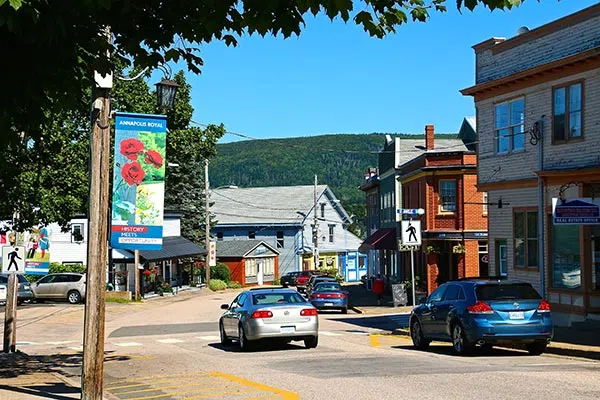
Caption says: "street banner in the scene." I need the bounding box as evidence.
[1,229,50,275]
[111,112,167,250]
[552,197,600,225]
[209,241,217,267]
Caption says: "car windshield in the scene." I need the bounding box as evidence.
[314,283,342,292]
[476,283,541,301]
[252,292,307,305]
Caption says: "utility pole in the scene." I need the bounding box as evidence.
[204,159,210,286]
[81,84,111,399]
[313,175,319,269]
[134,249,140,301]
[3,273,17,353]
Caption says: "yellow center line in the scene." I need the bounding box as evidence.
[107,376,217,391]
[208,371,299,400]
[369,334,380,347]
[105,371,211,387]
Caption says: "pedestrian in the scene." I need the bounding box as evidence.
[373,273,385,306]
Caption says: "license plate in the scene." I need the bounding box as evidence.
[280,326,295,334]
[324,302,334,307]
[509,311,524,320]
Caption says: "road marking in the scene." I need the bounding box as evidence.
[47,341,77,345]
[157,338,185,344]
[16,341,36,346]
[111,383,236,396]
[105,372,212,387]
[113,342,144,347]
[196,335,220,341]
[181,389,264,400]
[369,334,380,347]
[107,375,216,390]
[69,346,83,351]
[320,331,342,336]
[209,371,299,400]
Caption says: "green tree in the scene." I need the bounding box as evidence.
[0,0,529,146]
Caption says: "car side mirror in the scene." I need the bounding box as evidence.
[220,304,229,310]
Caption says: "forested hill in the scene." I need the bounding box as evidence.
[211,133,386,206]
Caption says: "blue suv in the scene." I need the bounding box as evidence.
[409,278,553,355]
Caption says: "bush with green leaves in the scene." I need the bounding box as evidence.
[227,281,242,289]
[200,262,231,283]
[209,279,227,291]
[318,267,344,283]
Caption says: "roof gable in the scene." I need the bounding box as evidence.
[216,240,279,258]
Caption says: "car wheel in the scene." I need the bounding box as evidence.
[67,290,81,304]
[526,341,547,356]
[341,307,348,314]
[304,336,318,349]
[219,322,231,346]
[238,324,252,351]
[410,319,430,351]
[451,322,473,355]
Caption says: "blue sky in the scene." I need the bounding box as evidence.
[180,0,599,143]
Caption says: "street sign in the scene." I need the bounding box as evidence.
[208,241,217,267]
[401,220,421,246]
[2,246,26,274]
[398,243,420,252]
[397,208,425,216]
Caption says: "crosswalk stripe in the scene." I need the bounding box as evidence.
[196,336,220,341]
[320,331,342,336]
[157,338,185,344]
[69,346,83,351]
[113,342,144,347]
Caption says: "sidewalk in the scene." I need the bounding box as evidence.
[344,282,414,315]
[0,351,81,400]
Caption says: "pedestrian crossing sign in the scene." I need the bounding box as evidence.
[401,220,421,246]
[2,245,26,274]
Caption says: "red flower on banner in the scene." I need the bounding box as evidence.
[120,138,144,161]
[121,161,145,185]
[144,149,163,168]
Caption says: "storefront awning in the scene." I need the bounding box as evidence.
[131,236,206,262]
[358,228,397,252]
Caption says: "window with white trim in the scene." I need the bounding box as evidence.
[482,192,488,215]
[439,180,457,213]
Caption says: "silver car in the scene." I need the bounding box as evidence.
[31,273,86,304]
[219,288,319,350]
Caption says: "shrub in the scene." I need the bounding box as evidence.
[199,263,231,283]
[227,281,242,289]
[272,278,280,285]
[209,279,227,291]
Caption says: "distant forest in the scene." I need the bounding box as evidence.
[210,133,455,237]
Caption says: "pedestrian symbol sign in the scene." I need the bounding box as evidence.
[401,220,421,246]
[2,246,26,274]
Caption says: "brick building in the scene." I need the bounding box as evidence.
[398,125,488,293]
[461,4,600,325]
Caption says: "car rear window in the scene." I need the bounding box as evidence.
[314,283,342,292]
[476,283,541,301]
[252,292,306,305]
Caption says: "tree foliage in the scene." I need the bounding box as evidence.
[0,0,529,145]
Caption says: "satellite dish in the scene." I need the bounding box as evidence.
[516,26,530,36]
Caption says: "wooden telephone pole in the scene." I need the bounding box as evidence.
[204,159,210,286]
[81,83,111,399]
[2,274,18,353]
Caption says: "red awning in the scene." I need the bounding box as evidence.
[358,228,397,252]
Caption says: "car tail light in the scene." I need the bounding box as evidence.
[467,301,494,314]
[300,308,318,317]
[537,299,551,313]
[311,293,323,299]
[250,310,273,319]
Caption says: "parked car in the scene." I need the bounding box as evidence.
[0,273,35,305]
[305,276,338,298]
[219,288,319,350]
[309,281,349,313]
[31,273,86,304]
[280,271,302,288]
[409,278,553,356]
[296,270,323,293]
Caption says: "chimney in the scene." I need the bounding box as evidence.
[425,125,435,150]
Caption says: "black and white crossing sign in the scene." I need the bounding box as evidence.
[2,246,26,273]
[401,220,421,246]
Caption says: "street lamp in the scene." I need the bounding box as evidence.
[155,79,179,109]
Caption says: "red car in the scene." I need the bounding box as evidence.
[296,270,323,293]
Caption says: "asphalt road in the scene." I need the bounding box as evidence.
[4,290,600,400]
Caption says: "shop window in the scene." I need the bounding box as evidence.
[276,231,284,248]
[551,224,581,290]
[245,258,257,277]
[513,210,538,268]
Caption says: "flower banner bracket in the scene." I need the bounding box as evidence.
[111,112,167,250]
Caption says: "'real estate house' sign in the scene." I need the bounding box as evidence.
[111,113,167,250]
[552,198,600,225]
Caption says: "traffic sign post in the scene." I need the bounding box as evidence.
[400,219,422,307]
[3,273,18,353]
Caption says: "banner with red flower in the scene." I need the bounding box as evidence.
[111,112,167,250]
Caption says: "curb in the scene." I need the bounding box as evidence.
[391,328,600,360]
